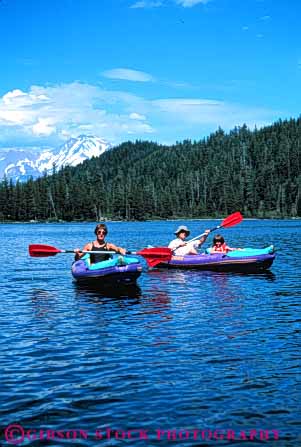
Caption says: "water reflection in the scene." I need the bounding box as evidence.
[73,281,142,301]
[150,267,276,282]
[28,288,58,319]
[141,287,172,318]
[227,270,277,281]
[1,221,300,447]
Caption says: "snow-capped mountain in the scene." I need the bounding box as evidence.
[0,135,112,182]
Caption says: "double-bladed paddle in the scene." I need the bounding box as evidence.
[28,213,242,268]
[188,211,243,243]
[28,244,172,268]
[170,211,243,253]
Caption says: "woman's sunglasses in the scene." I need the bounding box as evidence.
[97,230,106,235]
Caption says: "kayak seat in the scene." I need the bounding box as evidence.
[205,245,275,256]
[81,254,140,270]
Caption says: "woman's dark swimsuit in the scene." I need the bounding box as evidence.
[90,242,112,264]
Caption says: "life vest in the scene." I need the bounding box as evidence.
[90,242,112,264]
[213,243,228,253]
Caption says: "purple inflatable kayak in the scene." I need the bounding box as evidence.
[72,255,142,285]
[156,246,275,273]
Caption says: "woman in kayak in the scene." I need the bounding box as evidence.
[74,223,126,264]
[168,225,210,255]
[209,234,239,254]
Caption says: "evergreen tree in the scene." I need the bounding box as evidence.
[0,117,300,221]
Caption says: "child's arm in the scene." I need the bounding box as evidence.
[209,247,223,254]
[226,246,242,252]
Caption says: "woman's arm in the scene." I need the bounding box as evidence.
[74,242,93,260]
[107,243,126,255]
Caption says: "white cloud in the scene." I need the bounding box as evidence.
[152,98,278,129]
[0,82,155,147]
[0,81,281,149]
[0,109,31,125]
[32,118,56,136]
[176,0,210,7]
[3,89,27,104]
[3,88,49,107]
[129,112,146,120]
[130,0,210,7]
[259,15,271,21]
[102,68,155,82]
[130,1,163,8]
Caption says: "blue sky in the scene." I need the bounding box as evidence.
[0,0,300,150]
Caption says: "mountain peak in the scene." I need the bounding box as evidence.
[1,135,112,182]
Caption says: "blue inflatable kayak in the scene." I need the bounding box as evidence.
[156,246,275,273]
[72,254,142,285]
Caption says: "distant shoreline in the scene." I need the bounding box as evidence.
[1,217,300,224]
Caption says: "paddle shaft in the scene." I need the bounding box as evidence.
[28,244,172,267]
[187,212,243,244]
[171,227,216,253]
[74,249,171,268]
[187,225,221,243]
[66,250,120,254]
[58,249,164,257]
[73,250,140,255]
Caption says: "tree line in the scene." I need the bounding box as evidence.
[0,117,300,221]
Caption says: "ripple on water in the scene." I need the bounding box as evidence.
[0,221,300,446]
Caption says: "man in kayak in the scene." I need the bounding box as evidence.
[168,225,210,255]
[74,223,126,264]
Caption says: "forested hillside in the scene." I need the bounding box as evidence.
[0,117,300,221]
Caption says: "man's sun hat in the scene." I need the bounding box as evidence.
[174,225,190,236]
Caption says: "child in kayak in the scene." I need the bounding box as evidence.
[209,234,240,254]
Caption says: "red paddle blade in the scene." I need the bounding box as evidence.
[136,247,172,267]
[221,212,243,228]
[146,256,171,268]
[29,244,61,257]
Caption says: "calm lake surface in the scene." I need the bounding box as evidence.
[0,220,300,447]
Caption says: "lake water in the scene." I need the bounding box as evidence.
[0,220,300,447]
